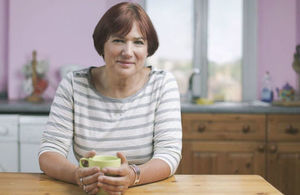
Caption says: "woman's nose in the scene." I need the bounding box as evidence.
[121,43,133,57]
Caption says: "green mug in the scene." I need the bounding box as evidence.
[79,155,121,195]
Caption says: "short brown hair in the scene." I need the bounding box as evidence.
[93,2,159,57]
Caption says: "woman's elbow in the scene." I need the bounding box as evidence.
[39,152,48,172]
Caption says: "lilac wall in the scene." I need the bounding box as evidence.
[297,0,300,90]
[5,0,139,100]
[0,0,299,100]
[257,0,298,99]
[0,0,8,93]
[8,0,104,99]
[298,0,300,45]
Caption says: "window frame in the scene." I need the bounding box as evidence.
[142,0,257,101]
[242,0,257,101]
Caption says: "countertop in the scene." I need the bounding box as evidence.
[0,99,300,114]
[0,173,282,195]
[0,99,51,114]
[181,101,300,114]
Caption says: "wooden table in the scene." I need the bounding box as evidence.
[0,173,282,195]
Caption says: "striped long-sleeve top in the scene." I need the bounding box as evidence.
[39,66,182,175]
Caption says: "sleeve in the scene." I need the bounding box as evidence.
[152,72,182,176]
[39,72,74,158]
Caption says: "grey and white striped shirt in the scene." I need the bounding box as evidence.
[39,66,182,175]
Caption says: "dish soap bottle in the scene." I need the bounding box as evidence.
[261,71,273,102]
[188,68,201,101]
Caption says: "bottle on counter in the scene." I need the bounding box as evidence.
[261,71,273,102]
[188,68,201,101]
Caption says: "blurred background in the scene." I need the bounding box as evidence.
[0,1,300,195]
[0,0,299,102]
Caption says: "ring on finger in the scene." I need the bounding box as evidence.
[83,184,87,192]
[80,177,84,186]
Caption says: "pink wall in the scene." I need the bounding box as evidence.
[1,0,299,100]
[298,0,300,45]
[0,0,8,93]
[6,0,139,100]
[297,0,300,90]
[8,0,104,99]
[257,0,298,99]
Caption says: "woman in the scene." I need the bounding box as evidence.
[39,2,182,195]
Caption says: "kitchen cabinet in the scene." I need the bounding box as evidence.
[179,113,300,195]
[19,115,78,172]
[182,142,265,175]
[19,116,48,172]
[180,113,265,176]
[0,115,19,172]
[0,114,78,173]
[266,115,300,195]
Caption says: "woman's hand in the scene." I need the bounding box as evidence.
[75,150,102,195]
[97,152,135,195]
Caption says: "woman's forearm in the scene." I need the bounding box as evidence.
[39,152,171,187]
[39,151,78,184]
[137,158,171,185]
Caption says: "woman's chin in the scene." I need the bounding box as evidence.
[115,68,135,78]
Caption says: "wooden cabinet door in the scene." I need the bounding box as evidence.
[182,114,265,141]
[181,141,265,176]
[267,142,300,195]
[268,115,300,142]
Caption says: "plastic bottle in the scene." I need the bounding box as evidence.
[188,68,201,101]
[261,71,273,102]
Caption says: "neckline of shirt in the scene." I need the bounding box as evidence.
[86,66,154,103]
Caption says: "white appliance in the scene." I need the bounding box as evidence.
[19,115,78,172]
[0,115,19,172]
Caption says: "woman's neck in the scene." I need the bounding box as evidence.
[92,66,149,98]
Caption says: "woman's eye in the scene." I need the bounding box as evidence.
[113,39,123,43]
[135,40,144,45]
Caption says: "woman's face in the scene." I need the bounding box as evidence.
[103,22,148,78]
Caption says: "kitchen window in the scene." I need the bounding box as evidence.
[143,0,257,101]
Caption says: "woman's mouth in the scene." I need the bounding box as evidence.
[117,60,135,67]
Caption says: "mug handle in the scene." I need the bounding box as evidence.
[79,158,89,168]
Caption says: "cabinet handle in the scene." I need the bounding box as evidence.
[242,125,250,134]
[269,145,277,153]
[257,144,265,153]
[285,125,299,135]
[0,126,8,136]
[197,125,206,133]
